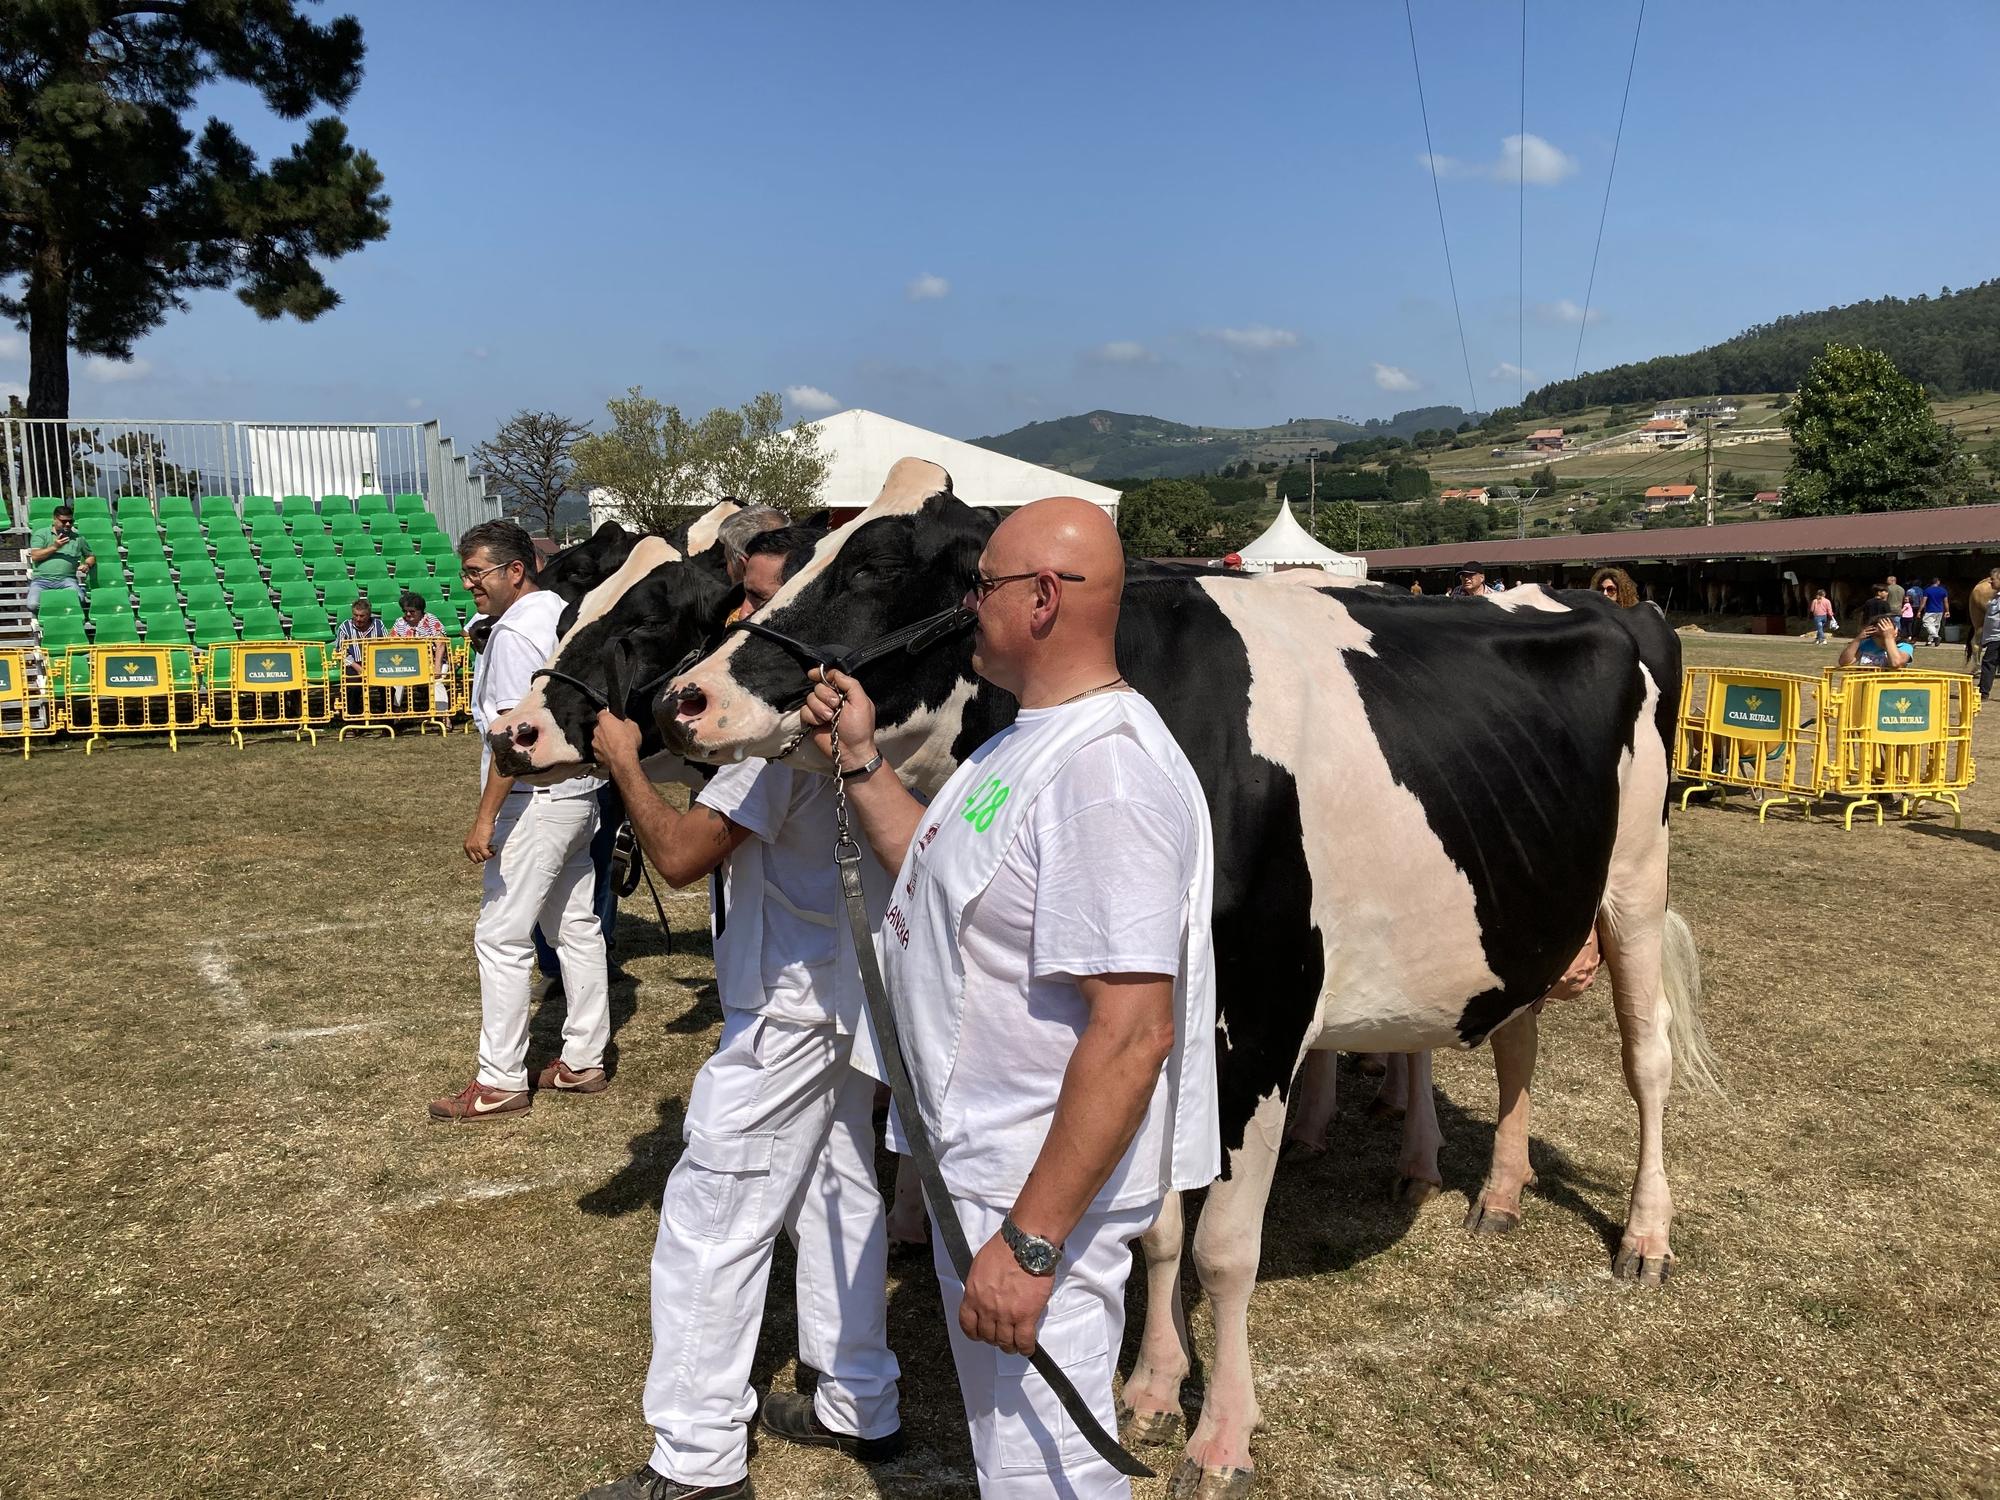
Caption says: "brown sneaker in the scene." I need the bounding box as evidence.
[536,1059,608,1094]
[428,1079,531,1122]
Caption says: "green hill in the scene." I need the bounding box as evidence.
[973,405,1477,480]
[1525,278,2000,414]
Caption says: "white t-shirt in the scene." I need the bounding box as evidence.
[939,725,1199,1211]
[471,590,601,798]
[698,758,887,1029]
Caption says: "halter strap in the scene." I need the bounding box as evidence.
[726,602,974,680]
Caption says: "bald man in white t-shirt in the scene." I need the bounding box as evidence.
[803,498,1218,1499]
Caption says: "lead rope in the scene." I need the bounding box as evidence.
[825,691,1154,1480]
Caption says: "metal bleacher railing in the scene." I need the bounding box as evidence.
[1,417,497,540]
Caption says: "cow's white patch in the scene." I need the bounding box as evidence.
[1196,579,1502,1053]
[672,458,953,761]
[685,500,740,558]
[1485,583,1570,613]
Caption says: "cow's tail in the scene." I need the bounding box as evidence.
[1662,906,1722,1097]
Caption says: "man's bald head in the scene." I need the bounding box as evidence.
[970,496,1127,704]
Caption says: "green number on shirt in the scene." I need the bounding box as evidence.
[961,776,1010,833]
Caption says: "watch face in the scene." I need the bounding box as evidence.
[1023,1240,1059,1274]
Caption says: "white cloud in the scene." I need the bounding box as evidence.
[467,345,492,361]
[1533,298,1601,326]
[1490,361,1537,385]
[785,384,840,415]
[405,396,425,412]
[1419,132,1576,187]
[1209,324,1299,353]
[81,356,152,383]
[1089,340,1157,365]
[906,273,950,302]
[1371,362,1420,392]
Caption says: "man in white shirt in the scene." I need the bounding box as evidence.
[801,497,1218,1499]
[430,520,611,1122]
[581,526,902,1500]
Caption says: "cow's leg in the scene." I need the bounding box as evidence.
[1603,904,1673,1286]
[1173,1089,1284,1497]
[1117,1190,1189,1446]
[1394,1051,1442,1205]
[1280,1049,1337,1160]
[1367,1051,1409,1120]
[1466,1011,1538,1235]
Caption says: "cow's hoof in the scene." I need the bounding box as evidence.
[1395,1174,1441,1207]
[1278,1138,1325,1165]
[1464,1199,1521,1236]
[1116,1401,1183,1447]
[1168,1459,1257,1499]
[1612,1243,1674,1287]
[1365,1097,1405,1122]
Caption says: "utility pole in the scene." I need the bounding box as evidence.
[1703,411,1716,526]
[1308,448,1319,531]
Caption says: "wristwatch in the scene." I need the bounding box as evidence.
[999,1215,1063,1276]
[837,750,884,781]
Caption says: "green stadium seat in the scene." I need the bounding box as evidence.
[181,584,229,614]
[237,607,287,641]
[247,508,288,532]
[210,531,254,558]
[241,495,278,520]
[442,613,466,641]
[71,496,112,522]
[113,494,155,522]
[362,511,405,536]
[275,579,320,611]
[254,539,299,567]
[289,611,334,642]
[121,527,167,555]
[352,567,395,593]
[163,516,205,543]
[355,493,391,517]
[325,510,363,537]
[196,495,234,521]
[219,556,264,588]
[141,609,190,642]
[190,611,240,648]
[320,494,354,515]
[157,495,196,522]
[391,492,427,514]
[265,556,308,585]
[279,494,317,520]
[38,613,90,650]
[418,535,456,563]
[320,579,360,614]
[134,584,181,613]
[128,562,175,589]
[28,496,62,525]
[35,588,84,618]
[92,608,143,641]
[304,555,347,583]
[377,532,421,558]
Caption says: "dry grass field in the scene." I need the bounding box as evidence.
[4,632,1997,1499]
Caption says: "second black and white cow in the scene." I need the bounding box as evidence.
[656,459,1713,1497]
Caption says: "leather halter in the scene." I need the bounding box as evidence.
[726,602,975,681]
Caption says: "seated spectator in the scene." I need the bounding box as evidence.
[390,590,450,710]
[27,504,95,613]
[334,597,387,714]
[1838,603,1914,670]
[1589,566,1639,607]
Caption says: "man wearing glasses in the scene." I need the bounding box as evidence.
[431,520,610,1122]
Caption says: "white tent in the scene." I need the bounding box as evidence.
[588,407,1118,530]
[1233,498,1367,579]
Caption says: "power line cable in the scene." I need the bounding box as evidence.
[1518,0,1527,408]
[1404,0,1481,417]
[1571,0,1646,380]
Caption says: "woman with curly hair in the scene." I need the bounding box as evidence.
[1589,566,1639,607]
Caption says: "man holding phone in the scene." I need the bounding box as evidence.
[27,504,95,613]
[1838,601,1915,671]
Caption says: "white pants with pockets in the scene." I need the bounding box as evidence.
[473,790,608,1092]
[933,1195,1161,1499]
[644,1008,900,1486]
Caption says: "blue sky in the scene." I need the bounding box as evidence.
[5,0,1997,446]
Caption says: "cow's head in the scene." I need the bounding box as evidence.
[540,522,643,629]
[485,539,741,782]
[662,459,996,770]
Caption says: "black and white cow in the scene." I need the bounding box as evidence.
[655,459,1714,1497]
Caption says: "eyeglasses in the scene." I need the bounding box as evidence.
[1598,583,1620,595]
[459,560,515,585]
[966,569,1085,605]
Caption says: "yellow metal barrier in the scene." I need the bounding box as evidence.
[206,639,338,747]
[337,635,453,739]
[1674,667,1823,820]
[453,640,475,734]
[0,647,62,757]
[62,644,204,753]
[1818,666,1977,828]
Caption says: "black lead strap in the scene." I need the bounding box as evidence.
[728,602,975,681]
[826,698,1154,1482]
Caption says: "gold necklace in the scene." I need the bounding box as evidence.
[1051,675,1129,707]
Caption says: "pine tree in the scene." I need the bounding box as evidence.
[0,2,390,416]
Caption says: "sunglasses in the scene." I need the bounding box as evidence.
[1599,582,1620,595]
[966,569,1086,604]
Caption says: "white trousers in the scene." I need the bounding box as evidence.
[473,792,608,1092]
[645,1010,899,1487]
[932,1196,1160,1500]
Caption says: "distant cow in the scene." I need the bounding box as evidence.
[656,460,1714,1497]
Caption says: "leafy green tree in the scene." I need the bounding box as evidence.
[0,3,390,416]
[571,388,830,533]
[476,411,592,537]
[1116,478,1214,557]
[1529,464,1559,492]
[1780,343,1971,516]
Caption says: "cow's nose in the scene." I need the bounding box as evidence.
[512,722,539,749]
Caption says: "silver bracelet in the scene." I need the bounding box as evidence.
[837,751,884,781]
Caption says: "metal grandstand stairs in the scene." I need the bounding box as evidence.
[0,523,55,733]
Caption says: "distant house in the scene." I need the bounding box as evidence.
[1526,428,1566,451]
[1753,490,1781,506]
[1652,405,1692,421]
[1692,401,1739,422]
[1438,487,1490,504]
[1644,484,1699,512]
[1638,418,1689,445]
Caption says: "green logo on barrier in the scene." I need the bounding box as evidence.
[243,651,297,686]
[1718,681,1785,741]
[1874,686,1934,736]
[0,658,13,695]
[374,646,423,680]
[104,653,162,690]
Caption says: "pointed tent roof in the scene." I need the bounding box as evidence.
[1234,499,1366,577]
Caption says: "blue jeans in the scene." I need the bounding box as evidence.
[535,783,621,979]
[1813,616,1830,642]
[27,577,85,613]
